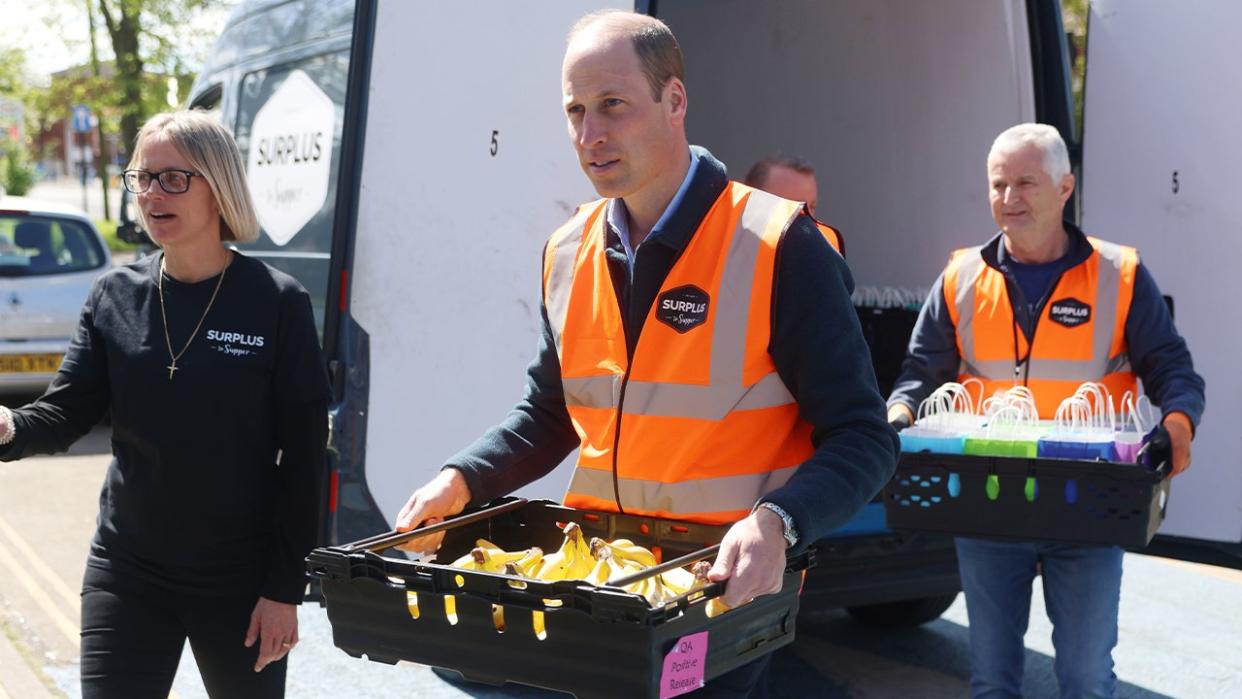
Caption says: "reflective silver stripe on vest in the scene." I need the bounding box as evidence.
[556,189,800,420]
[544,206,596,358]
[952,249,986,375]
[566,464,797,516]
[955,242,1130,381]
[564,369,795,420]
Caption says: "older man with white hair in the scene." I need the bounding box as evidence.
[887,123,1204,698]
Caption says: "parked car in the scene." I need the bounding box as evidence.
[0,196,112,394]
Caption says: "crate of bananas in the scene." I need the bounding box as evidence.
[307,498,813,698]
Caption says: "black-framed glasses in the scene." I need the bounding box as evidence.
[121,168,202,194]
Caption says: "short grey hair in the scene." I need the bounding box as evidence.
[988,123,1071,183]
[129,110,261,243]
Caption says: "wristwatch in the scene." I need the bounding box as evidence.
[755,502,799,548]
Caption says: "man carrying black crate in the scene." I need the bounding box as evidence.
[393,9,899,698]
[887,123,1205,699]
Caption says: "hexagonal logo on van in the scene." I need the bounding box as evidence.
[246,70,335,246]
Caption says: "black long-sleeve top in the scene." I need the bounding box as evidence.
[0,252,330,603]
[444,147,899,554]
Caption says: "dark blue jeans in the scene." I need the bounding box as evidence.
[955,538,1124,699]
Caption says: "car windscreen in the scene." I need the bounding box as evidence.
[0,215,106,277]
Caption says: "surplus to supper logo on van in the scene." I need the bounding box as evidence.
[656,285,710,333]
[246,69,335,247]
[1048,298,1091,328]
[207,329,266,357]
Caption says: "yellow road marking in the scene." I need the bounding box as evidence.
[0,535,78,648]
[0,516,80,613]
[0,503,182,699]
[1154,556,1242,585]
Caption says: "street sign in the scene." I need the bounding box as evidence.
[72,105,92,134]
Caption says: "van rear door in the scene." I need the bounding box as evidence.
[347,1,628,526]
[1080,0,1242,563]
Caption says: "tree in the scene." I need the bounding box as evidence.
[95,0,219,156]
[8,1,226,217]
[0,48,27,96]
[0,49,38,195]
[1061,0,1089,141]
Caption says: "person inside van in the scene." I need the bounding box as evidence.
[393,10,896,697]
[744,155,844,256]
[887,123,1204,699]
[0,110,330,699]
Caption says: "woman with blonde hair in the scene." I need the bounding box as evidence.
[0,110,329,698]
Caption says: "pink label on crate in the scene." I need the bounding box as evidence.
[659,631,709,698]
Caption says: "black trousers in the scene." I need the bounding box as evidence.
[80,565,286,699]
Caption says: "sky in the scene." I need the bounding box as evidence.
[0,2,235,83]
[0,3,93,80]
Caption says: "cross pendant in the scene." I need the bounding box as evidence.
[167,362,179,380]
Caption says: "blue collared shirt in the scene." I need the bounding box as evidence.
[606,148,699,272]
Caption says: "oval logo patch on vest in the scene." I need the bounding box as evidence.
[1048,297,1091,328]
[657,285,711,333]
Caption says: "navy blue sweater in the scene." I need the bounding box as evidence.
[445,147,899,554]
[888,224,1205,428]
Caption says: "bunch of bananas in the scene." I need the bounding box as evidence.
[441,522,714,608]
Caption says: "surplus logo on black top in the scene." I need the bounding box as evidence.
[206,329,266,357]
[656,285,710,333]
[1048,298,1091,328]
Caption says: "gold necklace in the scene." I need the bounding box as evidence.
[158,253,229,380]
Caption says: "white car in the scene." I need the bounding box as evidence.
[0,196,112,394]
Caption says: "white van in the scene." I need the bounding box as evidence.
[187,0,1242,625]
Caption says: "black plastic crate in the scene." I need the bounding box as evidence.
[307,499,811,699]
[885,450,1172,548]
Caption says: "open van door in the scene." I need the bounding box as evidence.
[1080,0,1242,565]
[339,0,629,537]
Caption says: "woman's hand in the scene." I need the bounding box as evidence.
[244,597,298,672]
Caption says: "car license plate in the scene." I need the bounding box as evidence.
[0,354,63,374]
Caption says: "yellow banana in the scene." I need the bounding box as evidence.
[623,569,675,607]
[690,560,730,617]
[585,546,613,586]
[535,522,588,581]
[474,539,532,567]
[513,547,544,577]
[598,537,659,568]
[448,549,479,570]
[659,565,699,595]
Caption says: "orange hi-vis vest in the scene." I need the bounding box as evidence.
[543,183,815,524]
[943,236,1139,418]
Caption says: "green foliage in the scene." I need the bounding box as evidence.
[93,217,138,252]
[1,145,37,196]
[1061,0,1089,141]
[0,48,27,95]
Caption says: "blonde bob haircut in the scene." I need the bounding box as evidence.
[128,110,260,243]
